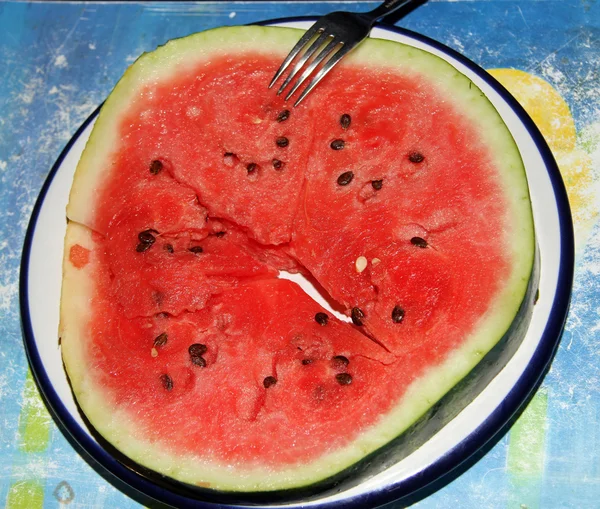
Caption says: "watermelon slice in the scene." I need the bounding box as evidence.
[59,26,537,495]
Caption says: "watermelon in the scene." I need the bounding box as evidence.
[59,25,537,495]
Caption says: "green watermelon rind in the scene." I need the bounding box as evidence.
[61,26,535,492]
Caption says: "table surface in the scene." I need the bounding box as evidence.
[1,1,599,507]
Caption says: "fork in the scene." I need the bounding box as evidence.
[269,0,420,106]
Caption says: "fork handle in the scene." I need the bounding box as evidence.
[366,0,419,22]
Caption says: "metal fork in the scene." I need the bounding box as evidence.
[269,0,419,106]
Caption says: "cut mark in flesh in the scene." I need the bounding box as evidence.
[278,271,351,323]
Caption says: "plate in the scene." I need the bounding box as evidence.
[20,19,574,508]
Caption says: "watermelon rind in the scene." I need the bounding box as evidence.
[60,26,536,493]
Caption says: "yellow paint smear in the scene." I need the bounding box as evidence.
[18,371,51,453]
[489,69,597,252]
[6,480,44,509]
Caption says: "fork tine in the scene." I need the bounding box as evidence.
[284,38,340,101]
[293,42,355,107]
[276,30,331,96]
[268,26,323,89]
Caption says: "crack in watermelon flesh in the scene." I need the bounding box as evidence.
[61,27,533,491]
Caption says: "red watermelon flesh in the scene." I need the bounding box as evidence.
[60,26,535,493]
[289,72,511,355]
[84,276,398,466]
[99,175,278,317]
[117,55,315,245]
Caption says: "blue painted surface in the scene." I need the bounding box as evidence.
[1,1,599,507]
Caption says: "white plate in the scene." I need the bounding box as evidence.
[20,20,574,508]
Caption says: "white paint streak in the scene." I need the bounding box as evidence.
[517,5,530,30]
[54,54,68,68]
[0,281,17,312]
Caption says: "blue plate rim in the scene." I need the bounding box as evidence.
[19,17,574,509]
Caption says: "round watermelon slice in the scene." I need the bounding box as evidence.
[59,25,537,495]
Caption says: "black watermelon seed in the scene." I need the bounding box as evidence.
[534,288,540,304]
[263,376,277,388]
[302,359,313,365]
[392,306,405,323]
[246,162,258,174]
[276,137,289,148]
[337,171,354,186]
[149,160,163,175]
[164,243,174,253]
[160,374,173,391]
[408,151,425,163]
[330,139,345,150]
[313,386,326,401]
[315,312,329,326]
[215,231,227,238]
[410,237,428,248]
[224,152,235,157]
[272,159,284,170]
[136,242,152,253]
[189,246,204,254]
[191,355,207,367]
[336,373,353,386]
[351,307,365,326]
[340,114,351,130]
[189,343,208,357]
[154,332,168,347]
[138,230,157,244]
[276,110,290,122]
[332,355,350,368]
[371,179,383,190]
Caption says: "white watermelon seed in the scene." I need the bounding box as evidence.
[355,256,368,273]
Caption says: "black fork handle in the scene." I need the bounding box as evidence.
[366,0,420,22]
